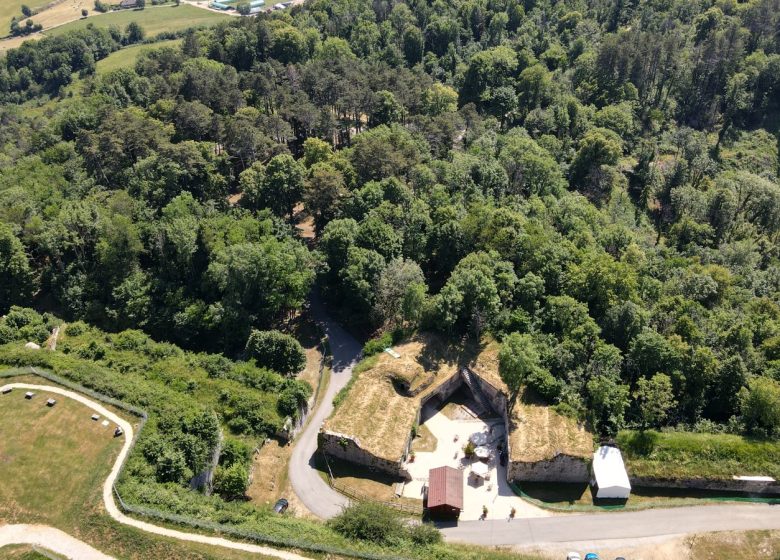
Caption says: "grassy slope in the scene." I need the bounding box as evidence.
[0,382,280,560]
[618,430,780,479]
[95,39,182,74]
[0,0,50,39]
[0,391,123,526]
[46,5,231,37]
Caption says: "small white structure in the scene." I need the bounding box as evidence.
[46,398,56,407]
[591,445,631,499]
[25,391,35,399]
[2,387,12,394]
[474,446,491,460]
[91,414,100,421]
[471,461,489,479]
[24,342,41,350]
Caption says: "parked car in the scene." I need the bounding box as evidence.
[273,498,289,514]
[566,553,581,560]
[584,554,600,560]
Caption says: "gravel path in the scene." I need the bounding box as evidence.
[0,381,310,560]
[0,524,114,559]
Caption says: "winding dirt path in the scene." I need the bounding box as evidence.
[0,381,310,560]
[0,524,114,559]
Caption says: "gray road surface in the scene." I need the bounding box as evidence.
[440,503,780,546]
[288,293,356,518]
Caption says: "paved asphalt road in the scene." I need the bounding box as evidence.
[439,503,780,546]
[290,297,780,547]
[289,293,356,518]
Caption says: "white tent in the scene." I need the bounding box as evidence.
[591,446,631,499]
[471,462,489,479]
[474,446,491,460]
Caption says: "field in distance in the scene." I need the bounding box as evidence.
[47,4,232,38]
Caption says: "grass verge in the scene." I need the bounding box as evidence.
[617,430,780,479]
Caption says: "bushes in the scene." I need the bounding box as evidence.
[220,438,252,468]
[362,328,404,356]
[328,502,403,544]
[245,329,306,376]
[213,463,249,499]
[408,522,442,545]
[329,503,442,547]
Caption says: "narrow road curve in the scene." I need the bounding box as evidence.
[0,524,114,560]
[289,294,356,518]
[288,303,780,546]
[0,382,309,560]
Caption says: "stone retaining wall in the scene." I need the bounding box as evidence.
[508,453,591,483]
[319,430,411,480]
[631,476,780,495]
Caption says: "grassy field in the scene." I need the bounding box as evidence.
[0,389,123,526]
[47,5,231,38]
[0,380,282,560]
[687,529,780,559]
[95,39,182,74]
[0,0,50,39]
[618,430,780,480]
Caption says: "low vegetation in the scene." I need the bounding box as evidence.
[618,430,780,480]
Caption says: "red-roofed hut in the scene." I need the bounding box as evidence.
[426,466,463,519]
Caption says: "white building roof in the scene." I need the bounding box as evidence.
[592,445,631,491]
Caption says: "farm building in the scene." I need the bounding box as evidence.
[591,445,631,499]
[119,0,138,8]
[425,466,463,519]
[209,2,231,9]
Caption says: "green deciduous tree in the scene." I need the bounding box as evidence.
[740,377,780,437]
[213,462,248,499]
[245,329,306,376]
[0,223,34,313]
[634,373,676,429]
[499,332,542,396]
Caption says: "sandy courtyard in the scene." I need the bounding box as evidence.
[402,404,551,521]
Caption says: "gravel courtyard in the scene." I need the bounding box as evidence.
[401,402,550,521]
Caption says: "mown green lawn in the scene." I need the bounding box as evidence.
[0,377,279,560]
[0,0,49,39]
[95,39,182,74]
[618,430,780,480]
[46,5,231,38]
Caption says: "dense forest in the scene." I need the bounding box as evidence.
[1,0,780,451]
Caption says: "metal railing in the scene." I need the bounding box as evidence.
[321,452,423,516]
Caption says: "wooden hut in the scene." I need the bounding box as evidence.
[425,466,463,519]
